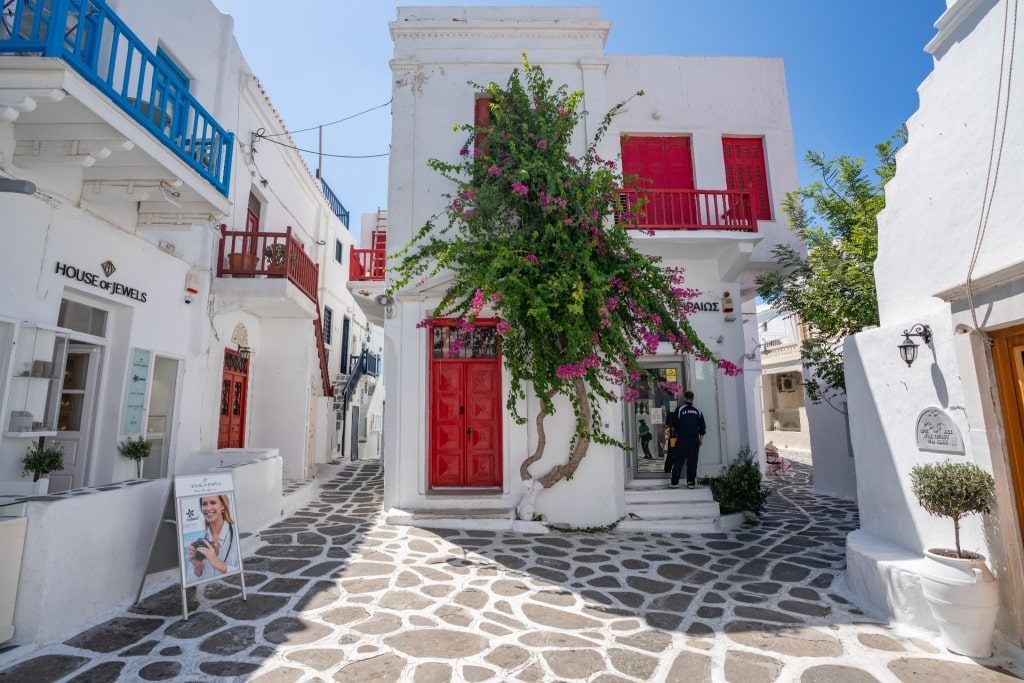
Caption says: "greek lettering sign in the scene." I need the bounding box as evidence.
[915,407,965,455]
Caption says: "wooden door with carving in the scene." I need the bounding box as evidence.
[428,321,502,488]
[217,348,249,449]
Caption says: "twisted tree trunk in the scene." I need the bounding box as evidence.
[515,379,594,520]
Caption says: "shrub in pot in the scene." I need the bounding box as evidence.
[118,435,153,479]
[699,446,770,517]
[910,459,998,658]
[22,440,64,482]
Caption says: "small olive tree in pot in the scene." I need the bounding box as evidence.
[22,440,64,482]
[910,459,994,559]
[118,436,153,479]
[910,459,998,658]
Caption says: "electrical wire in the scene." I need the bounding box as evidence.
[964,0,1016,341]
[259,99,392,138]
[254,132,390,159]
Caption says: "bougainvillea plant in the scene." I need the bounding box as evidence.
[389,57,740,517]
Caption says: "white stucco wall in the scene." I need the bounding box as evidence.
[843,3,1024,653]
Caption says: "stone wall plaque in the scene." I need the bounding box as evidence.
[915,407,965,455]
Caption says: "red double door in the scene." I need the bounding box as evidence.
[217,349,248,449]
[428,323,502,488]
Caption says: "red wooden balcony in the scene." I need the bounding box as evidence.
[350,246,386,282]
[217,226,318,302]
[617,188,758,232]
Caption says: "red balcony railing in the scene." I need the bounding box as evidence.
[217,226,318,302]
[617,188,758,232]
[350,246,386,282]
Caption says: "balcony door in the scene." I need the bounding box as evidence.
[621,136,695,226]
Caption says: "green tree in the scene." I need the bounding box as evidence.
[390,58,737,518]
[755,129,904,408]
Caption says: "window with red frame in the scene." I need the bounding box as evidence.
[722,137,771,221]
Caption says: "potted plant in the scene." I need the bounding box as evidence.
[22,440,64,483]
[699,446,770,528]
[118,435,153,479]
[264,242,294,273]
[910,459,998,657]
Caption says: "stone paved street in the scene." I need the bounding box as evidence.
[0,458,1021,682]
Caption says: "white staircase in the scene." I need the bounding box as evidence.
[618,482,721,531]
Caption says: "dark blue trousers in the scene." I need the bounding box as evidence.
[671,438,701,486]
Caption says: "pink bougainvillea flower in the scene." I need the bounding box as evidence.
[511,181,529,195]
[537,139,548,149]
[488,165,502,177]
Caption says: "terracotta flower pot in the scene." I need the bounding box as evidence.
[227,252,258,277]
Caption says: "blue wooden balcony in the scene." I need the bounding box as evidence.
[0,0,233,196]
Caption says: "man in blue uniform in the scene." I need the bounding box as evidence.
[669,390,706,489]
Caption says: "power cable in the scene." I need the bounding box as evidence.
[254,132,390,159]
[259,99,392,138]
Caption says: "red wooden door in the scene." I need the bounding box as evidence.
[621,136,695,226]
[217,349,249,449]
[429,323,502,488]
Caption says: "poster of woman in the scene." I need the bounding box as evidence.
[174,473,244,589]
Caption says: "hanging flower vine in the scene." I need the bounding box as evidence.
[390,57,739,515]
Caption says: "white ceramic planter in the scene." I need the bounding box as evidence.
[919,549,999,658]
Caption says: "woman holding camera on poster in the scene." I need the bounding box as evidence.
[188,494,239,578]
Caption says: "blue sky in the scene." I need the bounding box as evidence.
[211,1,945,237]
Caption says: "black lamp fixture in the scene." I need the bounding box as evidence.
[898,323,932,367]
[236,344,252,360]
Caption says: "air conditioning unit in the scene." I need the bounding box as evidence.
[776,376,796,392]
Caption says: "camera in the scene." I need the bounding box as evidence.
[191,538,212,557]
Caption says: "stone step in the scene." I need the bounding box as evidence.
[625,487,715,504]
[616,517,720,532]
[625,501,721,520]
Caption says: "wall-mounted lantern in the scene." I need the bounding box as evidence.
[898,324,932,367]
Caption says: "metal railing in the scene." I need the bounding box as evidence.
[216,226,318,303]
[317,174,349,228]
[0,0,233,195]
[617,188,758,231]
[769,408,802,432]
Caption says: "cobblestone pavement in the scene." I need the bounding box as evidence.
[1,459,1021,682]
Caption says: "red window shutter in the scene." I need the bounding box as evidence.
[474,97,492,155]
[722,137,770,221]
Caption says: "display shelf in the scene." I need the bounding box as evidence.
[5,324,70,437]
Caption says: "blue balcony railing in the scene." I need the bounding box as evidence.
[0,0,233,196]
[317,173,349,228]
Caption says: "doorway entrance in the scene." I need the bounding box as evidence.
[991,327,1024,551]
[428,321,502,488]
[49,344,100,492]
[217,348,249,449]
[626,363,686,480]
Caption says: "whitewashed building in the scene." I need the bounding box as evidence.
[382,7,801,529]
[0,0,378,647]
[845,0,1024,662]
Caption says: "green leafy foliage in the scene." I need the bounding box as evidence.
[22,440,64,480]
[699,446,770,516]
[119,436,153,478]
[755,129,905,406]
[390,57,737,486]
[910,460,995,558]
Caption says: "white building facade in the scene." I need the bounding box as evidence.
[383,7,800,528]
[0,0,378,646]
[845,0,1024,661]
